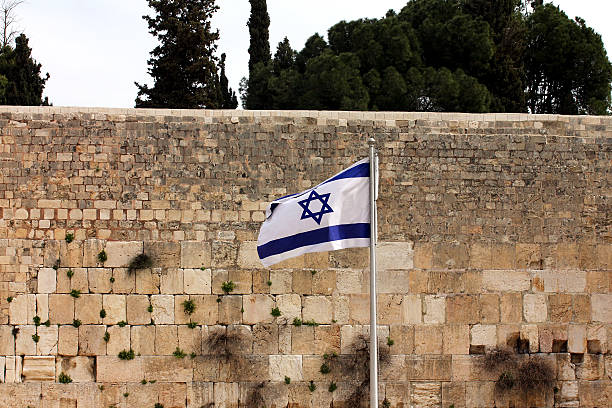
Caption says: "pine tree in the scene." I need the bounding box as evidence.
[135,0,231,109]
[247,0,270,72]
[0,33,49,105]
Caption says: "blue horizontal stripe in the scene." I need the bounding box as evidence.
[258,223,371,260]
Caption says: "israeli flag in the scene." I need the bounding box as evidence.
[257,158,372,267]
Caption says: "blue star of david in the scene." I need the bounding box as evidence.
[298,189,334,225]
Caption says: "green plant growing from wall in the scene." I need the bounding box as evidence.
[118,349,135,360]
[284,376,291,384]
[32,334,39,343]
[6,296,13,303]
[182,299,196,315]
[128,253,153,273]
[58,372,72,383]
[147,305,153,313]
[66,269,74,279]
[308,381,316,392]
[190,352,196,359]
[100,309,106,319]
[304,319,319,327]
[43,320,50,327]
[173,347,186,358]
[53,260,60,271]
[110,277,115,283]
[187,322,198,329]
[117,321,127,327]
[97,250,107,263]
[154,403,164,408]
[270,307,281,317]
[69,289,80,298]
[65,233,74,243]
[221,280,235,294]
[382,399,391,408]
[387,337,394,346]
[292,318,302,326]
[72,319,81,327]
[320,362,331,374]
[328,382,337,392]
[103,331,110,342]
[33,316,41,326]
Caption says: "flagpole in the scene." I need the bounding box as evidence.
[368,137,378,408]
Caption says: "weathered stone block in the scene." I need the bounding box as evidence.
[144,241,181,268]
[592,294,612,322]
[9,294,36,325]
[406,355,452,380]
[402,294,422,324]
[378,269,410,294]
[243,294,274,325]
[411,382,441,407]
[15,325,36,355]
[55,356,95,382]
[58,325,78,356]
[131,325,155,355]
[88,268,112,293]
[190,295,219,325]
[312,270,335,295]
[482,270,530,292]
[75,294,102,324]
[471,325,496,347]
[253,324,279,354]
[415,325,443,354]
[48,294,74,325]
[443,325,470,354]
[151,295,174,324]
[37,268,56,293]
[37,325,58,355]
[78,325,107,356]
[524,294,548,322]
[144,356,193,382]
[22,355,55,381]
[104,241,143,268]
[135,268,160,294]
[500,292,522,323]
[303,296,332,324]
[424,295,445,324]
[270,270,292,294]
[102,294,126,325]
[568,324,587,353]
[184,268,211,294]
[445,295,477,324]
[96,356,143,382]
[155,325,178,355]
[83,239,105,267]
[269,355,303,382]
[106,325,130,356]
[377,242,413,269]
[110,268,135,294]
[218,295,243,325]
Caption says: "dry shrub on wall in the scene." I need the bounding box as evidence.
[203,329,241,362]
[517,357,555,392]
[245,382,266,407]
[483,347,516,372]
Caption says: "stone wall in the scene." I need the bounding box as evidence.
[0,106,610,407]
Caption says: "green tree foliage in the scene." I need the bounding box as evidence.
[0,34,49,105]
[247,0,270,72]
[525,4,612,114]
[135,0,236,109]
[246,0,611,114]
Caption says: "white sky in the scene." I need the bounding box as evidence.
[17,0,612,108]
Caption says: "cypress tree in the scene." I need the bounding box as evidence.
[219,53,238,108]
[135,0,225,109]
[247,0,271,72]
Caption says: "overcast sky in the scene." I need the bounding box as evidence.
[17,0,612,108]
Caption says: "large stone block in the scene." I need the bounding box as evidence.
[237,241,261,269]
[190,295,219,325]
[423,295,445,324]
[302,296,332,324]
[377,269,410,293]
[104,241,143,268]
[9,294,36,325]
[37,325,58,355]
[102,294,126,325]
[131,325,155,355]
[592,294,612,322]
[151,295,174,324]
[482,270,530,292]
[56,356,95,382]
[160,268,184,294]
[184,268,211,294]
[243,294,274,325]
[127,294,151,325]
[523,294,548,323]
[78,325,107,356]
[377,242,413,270]
[96,356,143,382]
[75,294,102,324]
[58,325,78,356]
[276,294,301,322]
[106,325,131,356]
[37,268,56,293]
[48,294,74,325]
[402,294,422,324]
[414,325,443,354]
[144,241,180,268]
[0,325,14,355]
[155,325,178,355]
[88,268,112,293]
[22,356,55,381]
[181,241,212,268]
[471,324,496,347]
[83,239,105,267]
[144,356,193,382]
[269,355,303,382]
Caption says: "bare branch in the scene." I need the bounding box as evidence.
[1,0,24,48]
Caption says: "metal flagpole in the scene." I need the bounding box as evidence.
[368,137,378,408]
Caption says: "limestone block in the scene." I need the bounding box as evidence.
[127,294,151,325]
[500,293,522,323]
[37,268,56,293]
[55,356,95,382]
[102,294,126,325]
[75,294,102,324]
[314,325,340,355]
[151,295,174,324]
[411,382,441,407]
[592,294,612,322]
[243,294,274,325]
[15,325,36,355]
[377,242,413,270]
[433,242,469,269]
[214,382,239,408]
[144,356,193,382]
[568,325,587,353]
[253,270,271,294]
[49,294,74,325]
[446,295,479,324]
[178,325,202,354]
[190,295,219,325]
[218,295,242,325]
[184,268,211,294]
[276,294,301,321]
[9,294,36,325]
[576,354,605,380]
[523,294,548,322]
[290,326,314,355]
[480,294,499,323]
[516,243,541,269]
[406,355,451,381]
[465,382,494,407]
[160,268,184,294]
[443,325,470,354]
[415,325,443,354]
[0,357,4,382]
[482,270,530,292]
[78,325,107,356]
[520,324,539,353]
[174,295,191,325]
[96,356,143,382]
[471,325,496,347]
[70,268,89,293]
[336,269,365,294]
[104,241,143,267]
[212,240,238,268]
[56,268,71,293]
[402,294,422,324]
[490,244,516,269]
[155,325,178,355]
[187,382,214,408]
[312,271,335,296]
[413,243,433,269]
[106,325,131,356]
[59,240,83,268]
[211,269,229,295]
[4,356,20,383]
[424,295,445,324]
[36,294,49,322]
[144,241,180,268]
[269,355,303,382]
[332,294,349,325]
[181,241,211,268]
[131,325,155,355]
[303,296,332,324]
[111,268,135,294]
[270,270,292,294]
[58,325,78,356]
[253,324,279,354]
[377,294,403,325]
[348,294,370,324]
[135,268,160,294]
[237,241,261,269]
[377,269,410,294]
[43,239,60,268]
[228,270,252,294]
[83,239,105,267]
[22,355,55,381]
[37,325,58,355]
[0,325,15,356]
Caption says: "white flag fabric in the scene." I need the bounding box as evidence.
[257,158,371,267]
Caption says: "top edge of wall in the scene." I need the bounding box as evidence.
[0,105,610,124]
